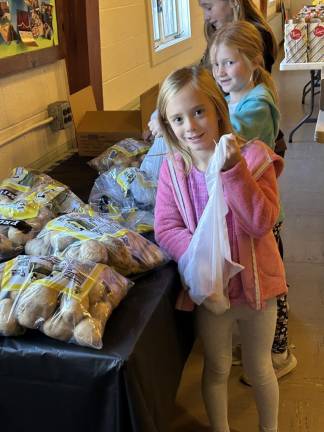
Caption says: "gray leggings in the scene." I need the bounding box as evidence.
[196,298,278,432]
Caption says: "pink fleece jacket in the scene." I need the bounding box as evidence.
[154,140,287,311]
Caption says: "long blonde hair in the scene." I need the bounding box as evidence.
[157,66,233,173]
[210,21,278,104]
[202,0,277,69]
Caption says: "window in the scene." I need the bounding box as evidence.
[150,0,191,52]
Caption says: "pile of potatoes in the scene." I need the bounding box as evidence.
[25,213,166,275]
[0,256,133,349]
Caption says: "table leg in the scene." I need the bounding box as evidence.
[289,70,317,142]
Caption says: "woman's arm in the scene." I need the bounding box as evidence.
[154,161,193,261]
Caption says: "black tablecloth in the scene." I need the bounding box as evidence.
[0,261,194,432]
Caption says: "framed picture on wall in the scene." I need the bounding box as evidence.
[0,0,62,77]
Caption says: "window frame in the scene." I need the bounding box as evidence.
[146,0,192,66]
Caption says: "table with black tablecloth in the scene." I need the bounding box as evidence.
[0,261,194,432]
[0,155,194,432]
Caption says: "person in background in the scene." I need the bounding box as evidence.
[210,21,279,148]
[154,65,286,432]
[199,0,287,156]
[209,20,297,383]
[199,0,277,73]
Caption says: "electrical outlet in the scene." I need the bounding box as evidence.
[47,101,73,132]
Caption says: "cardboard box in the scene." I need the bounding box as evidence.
[70,85,159,157]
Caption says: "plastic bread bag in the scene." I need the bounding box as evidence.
[88,138,150,173]
[0,255,58,336]
[178,135,244,314]
[40,260,133,349]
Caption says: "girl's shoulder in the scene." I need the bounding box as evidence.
[241,83,273,103]
[241,140,284,178]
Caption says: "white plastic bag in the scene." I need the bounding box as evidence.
[178,135,243,314]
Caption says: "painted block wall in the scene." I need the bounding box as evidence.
[99,0,206,109]
[0,60,74,181]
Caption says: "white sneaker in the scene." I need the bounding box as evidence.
[240,349,297,386]
[271,349,297,379]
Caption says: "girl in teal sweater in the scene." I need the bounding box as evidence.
[209,20,297,382]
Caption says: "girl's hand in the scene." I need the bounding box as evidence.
[222,134,242,171]
[148,117,163,138]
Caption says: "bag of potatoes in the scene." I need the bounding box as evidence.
[0,255,58,336]
[25,213,167,274]
[88,138,149,173]
[39,260,133,349]
[0,167,90,258]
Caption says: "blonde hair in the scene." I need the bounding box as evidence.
[157,66,232,173]
[210,21,278,105]
[202,0,277,69]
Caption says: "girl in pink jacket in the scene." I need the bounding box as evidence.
[154,65,286,432]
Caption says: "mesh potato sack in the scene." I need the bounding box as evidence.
[40,260,133,349]
[88,138,150,173]
[0,255,57,336]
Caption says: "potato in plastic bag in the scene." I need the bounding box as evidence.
[0,255,58,336]
[25,213,166,274]
[100,227,167,275]
[0,232,23,263]
[0,168,69,258]
[41,260,133,349]
[88,138,150,173]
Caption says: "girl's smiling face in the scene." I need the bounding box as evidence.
[211,43,256,102]
[199,0,234,30]
[165,83,219,162]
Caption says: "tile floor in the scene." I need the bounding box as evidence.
[170,52,324,432]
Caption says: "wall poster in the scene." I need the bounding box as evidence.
[0,0,58,59]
